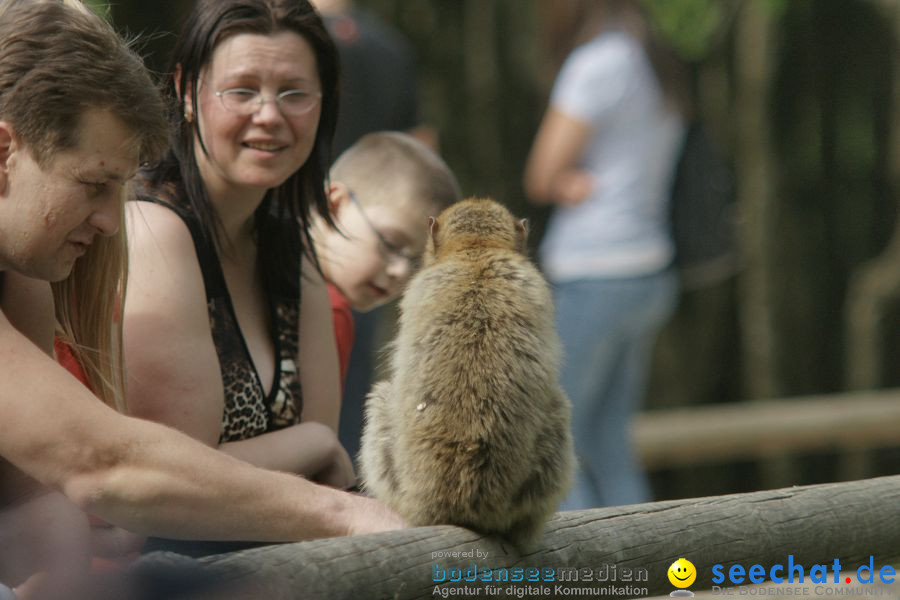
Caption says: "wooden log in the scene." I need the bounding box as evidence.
[634,388,900,469]
[138,475,900,599]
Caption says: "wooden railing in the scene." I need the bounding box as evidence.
[634,388,900,483]
[138,476,900,600]
[129,390,900,599]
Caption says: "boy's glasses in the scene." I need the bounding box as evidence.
[214,87,321,116]
[348,190,421,270]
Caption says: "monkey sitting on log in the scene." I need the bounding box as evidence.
[359,198,574,549]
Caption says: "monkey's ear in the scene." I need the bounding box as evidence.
[429,216,440,252]
[516,218,529,253]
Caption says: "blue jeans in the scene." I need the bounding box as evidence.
[554,270,678,509]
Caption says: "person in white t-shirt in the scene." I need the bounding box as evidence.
[525,0,687,509]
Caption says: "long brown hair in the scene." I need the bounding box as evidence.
[52,194,129,411]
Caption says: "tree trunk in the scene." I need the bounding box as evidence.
[734,0,779,399]
[845,0,900,390]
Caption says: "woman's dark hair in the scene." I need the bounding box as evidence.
[146,0,339,295]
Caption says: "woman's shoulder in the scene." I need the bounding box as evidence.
[553,29,650,121]
[128,170,200,252]
[567,30,643,76]
[126,199,196,258]
[124,199,210,322]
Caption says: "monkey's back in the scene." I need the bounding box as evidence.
[385,246,572,541]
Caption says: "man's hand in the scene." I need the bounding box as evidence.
[345,495,407,536]
[88,516,145,563]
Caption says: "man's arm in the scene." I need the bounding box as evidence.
[0,305,402,541]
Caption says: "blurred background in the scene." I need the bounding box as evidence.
[99,0,899,501]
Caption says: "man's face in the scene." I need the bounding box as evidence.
[0,109,139,281]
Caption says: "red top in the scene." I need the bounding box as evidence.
[54,337,91,387]
[328,284,355,388]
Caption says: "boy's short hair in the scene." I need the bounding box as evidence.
[0,0,168,166]
[331,131,461,214]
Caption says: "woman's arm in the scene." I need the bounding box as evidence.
[523,107,595,207]
[218,421,354,488]
[296,255,343,432]
[123,201,224,446]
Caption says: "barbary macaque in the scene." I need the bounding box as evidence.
[360,198,574,549]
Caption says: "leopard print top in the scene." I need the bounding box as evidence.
[135,185,303,443]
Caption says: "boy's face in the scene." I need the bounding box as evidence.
[320,184,432,312]
[0,109,137,281]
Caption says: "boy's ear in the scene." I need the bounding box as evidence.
[326,181,352,217]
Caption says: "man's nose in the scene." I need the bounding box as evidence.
[88,189,122,236]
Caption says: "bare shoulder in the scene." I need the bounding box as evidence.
[124,201,206,313]
[126,201,198,264]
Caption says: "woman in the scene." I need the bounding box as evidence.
[524,0,687,509]
[125,0,352,491]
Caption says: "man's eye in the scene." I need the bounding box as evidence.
[80,180,106,195]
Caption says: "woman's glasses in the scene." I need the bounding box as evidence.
[214,87,321,117]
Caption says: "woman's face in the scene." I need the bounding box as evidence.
[189,31,321,199]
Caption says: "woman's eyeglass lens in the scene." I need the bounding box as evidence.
[214,88,321,116]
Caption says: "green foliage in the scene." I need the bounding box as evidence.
[642,0,791,62]
[82,0,110,19]
[642,0,725,61]
[761,0,790,19]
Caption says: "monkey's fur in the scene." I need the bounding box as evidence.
[359,198,574,549]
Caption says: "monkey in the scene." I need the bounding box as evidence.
[359,197,574,550]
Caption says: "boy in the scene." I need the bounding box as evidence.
[313,131,461,380]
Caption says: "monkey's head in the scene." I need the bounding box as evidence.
[426,198,528,262]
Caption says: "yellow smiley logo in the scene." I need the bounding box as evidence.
[668,558,697,588]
